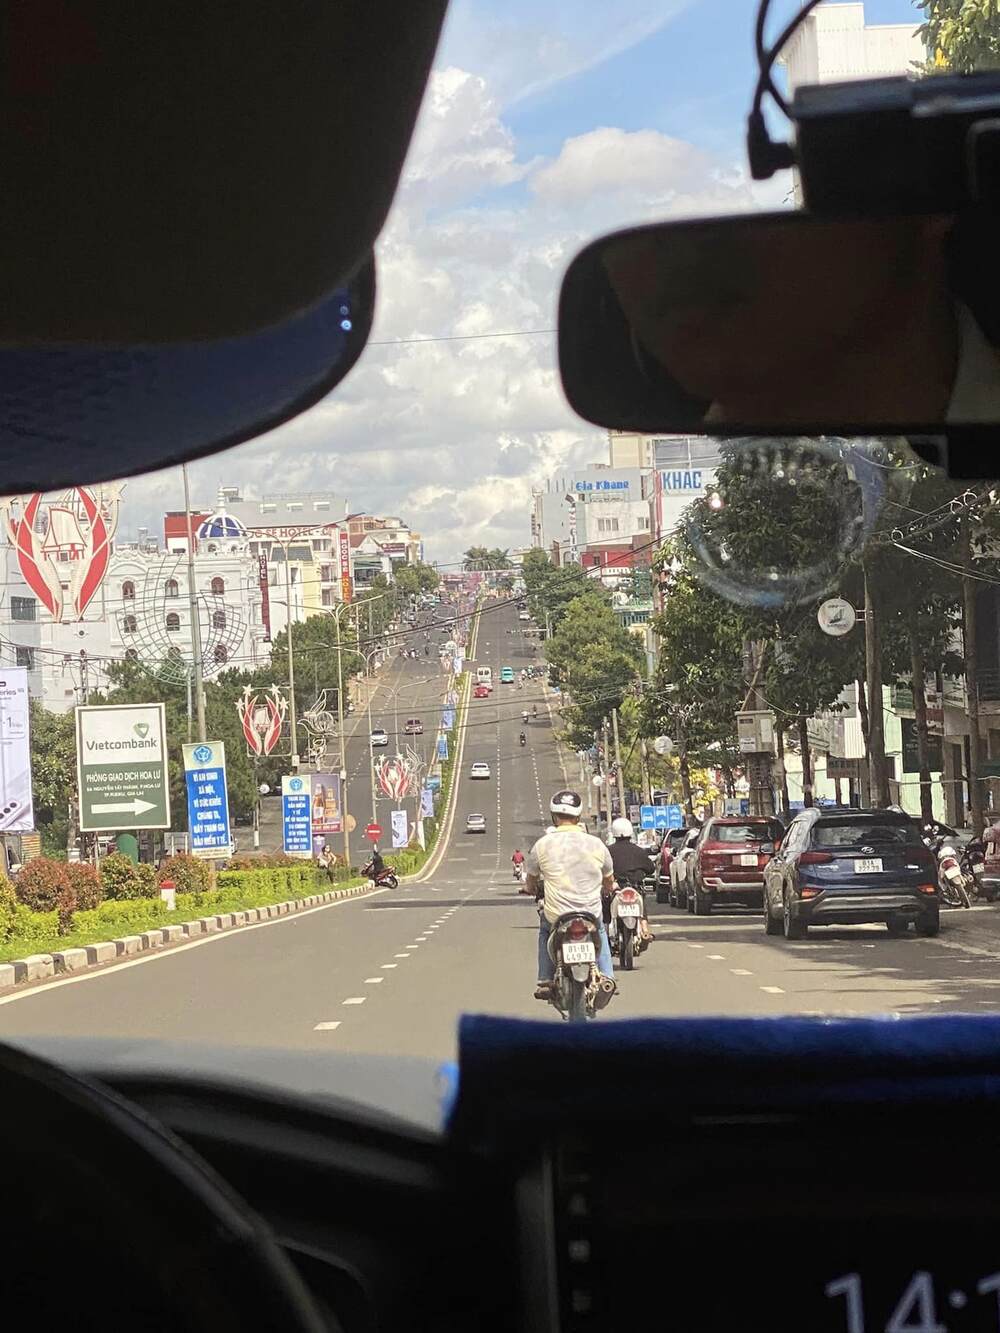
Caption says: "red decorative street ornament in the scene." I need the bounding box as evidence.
[237,683,287,757]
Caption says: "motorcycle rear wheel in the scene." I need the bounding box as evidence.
[621,930,634,970]
[568,981,587,1023]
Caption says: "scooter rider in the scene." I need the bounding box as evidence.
[526,790,616,1002]
[367,844,387,880]
[608,817,654,942]
[512,847,526,886]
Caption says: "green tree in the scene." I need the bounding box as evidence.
[546,591,645,748]
[917,0,1000,74]
[29,702,77,854]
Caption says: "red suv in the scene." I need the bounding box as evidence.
[688,816,784,915]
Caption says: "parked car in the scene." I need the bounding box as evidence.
[466,812,487,834]
[370,727,389,748]
[763,808,940,940]
[518,610,530,621]
[655,828,691,903]
[687,816,784,915]
[473,684,491,699]
[469,761,491,780]
[668,828,701,909]
[403,717,423,736]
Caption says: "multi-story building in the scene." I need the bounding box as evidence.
[346,513,423,565]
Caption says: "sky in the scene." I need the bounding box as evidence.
[119,0,923,566]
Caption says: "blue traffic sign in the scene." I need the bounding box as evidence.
[639,805,656,829]
[182,741,231,859]
[281,774,312,856]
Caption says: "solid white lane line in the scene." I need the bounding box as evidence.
[342,996,366,1005]
[760,986,785,994]
[314,1021,341,1031]
[730,968,753,976]
[365,977,384,984]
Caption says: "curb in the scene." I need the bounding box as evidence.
[0,882,373,995]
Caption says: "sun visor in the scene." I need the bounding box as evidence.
[0,256,374,492]
[0,1,446,344]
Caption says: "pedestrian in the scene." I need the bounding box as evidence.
[316,844,336,883]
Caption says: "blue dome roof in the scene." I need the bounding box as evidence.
[197,510,246,540]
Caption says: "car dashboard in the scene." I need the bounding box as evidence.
[15,1014,1000,1333]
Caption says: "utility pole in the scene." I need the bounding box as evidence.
[602,717,612,833]
[863,560,890,808]
[284,543,299,769]
[181,464,207,743]
[962,516,985,832]
[639,738,652,806]
[611,707,627,825]
[741,638,775,817]
[333,608,351,868]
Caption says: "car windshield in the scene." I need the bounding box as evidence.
[709,824,772,843]
[5,0,1000,1119]
[813,821,923,849]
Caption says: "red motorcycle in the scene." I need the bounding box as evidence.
[363,859,399,891]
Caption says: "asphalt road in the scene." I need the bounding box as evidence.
[6,599,1000,1063]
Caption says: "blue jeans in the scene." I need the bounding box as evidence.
[538,916,613,981]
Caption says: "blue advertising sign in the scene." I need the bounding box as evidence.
[437,735,449,761]
[639,805,656,830]
[426,774,441,792]
[182,741,231,859]
[441,708,455,731]
[281,774,313,857]
[420,787,435,818]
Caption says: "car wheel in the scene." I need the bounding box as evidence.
[782,891,807,940]
[685,885,694,913]
[693,882,712,916]
[763,889,783,936]
[915,909,940,937]
[885,915,910,936]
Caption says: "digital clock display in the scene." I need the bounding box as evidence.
[825,1270,1000,1333]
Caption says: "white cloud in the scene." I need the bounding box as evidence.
[116,56,777,567]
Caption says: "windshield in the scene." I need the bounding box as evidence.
[3,0,1000,1123]
[813,821,924,850]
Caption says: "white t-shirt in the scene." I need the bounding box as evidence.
[526,823,613,925]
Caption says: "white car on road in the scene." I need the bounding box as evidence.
[469,761,491,780]
[466,813,487,833]
[370,728,389,748]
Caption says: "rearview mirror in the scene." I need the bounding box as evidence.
[558,210,1000,436]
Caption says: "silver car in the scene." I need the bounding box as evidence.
[466,813,487,834]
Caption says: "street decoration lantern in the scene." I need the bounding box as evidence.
[238,683,287,757]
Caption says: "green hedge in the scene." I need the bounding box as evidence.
[0,864,364,965]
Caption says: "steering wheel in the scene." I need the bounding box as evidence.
[0,1040,328,1331]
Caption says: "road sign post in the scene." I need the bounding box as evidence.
[182,741,231,859]
[281,775,312,858]
[76,703,170,832]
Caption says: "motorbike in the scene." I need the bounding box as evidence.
[934,841,972,909]
[363,859,399,891]
[513,862,525,883]
[962,838,994,901]
[609,881,649,970]
[545,911,615,1022]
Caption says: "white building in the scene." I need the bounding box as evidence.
[778,2,923,95]
[531,465,649,561]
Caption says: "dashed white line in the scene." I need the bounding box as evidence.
[314,1021,341,1031]
[365,977,384,984]
[686,943,704,949]
[342,996,366,1006]
[406,944,420,950]
[730,968,753,976]
[760,986,785,994]
[707,954,726,960]
[381,963,398,969]
[394,953,410,959]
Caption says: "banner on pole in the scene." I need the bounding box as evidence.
[390,808,409,849]
[183,741,231,858]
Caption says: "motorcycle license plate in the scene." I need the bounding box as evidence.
[945,864,962,881]
[617,907,640,920]
[562,941,596,964]
[738,853,758,866]
[854,858,883,873]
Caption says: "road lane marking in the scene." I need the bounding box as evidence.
[365,977,384,984]
[0,884,389,1007]
[707,954,726,960]
[365,906,403,911]
[730,968,753,976]
[314,1021,341,1031]
[394,953,410,959]
[381,963,398,969]
[760,986,785,994]
[686,943,703,949]
[342,997,366,1005]
[415,935,428,941]
[406,944,420,950]
[450,857,469,862]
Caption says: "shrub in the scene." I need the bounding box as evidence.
[133,862,159,899]
[56,884,77,935]
[157,853,212,893]
[16,857,71,912]
[0,875,17,944]
[66,862,103,911]
[100,852,145,901]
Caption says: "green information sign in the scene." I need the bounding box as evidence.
[75,703,171,832]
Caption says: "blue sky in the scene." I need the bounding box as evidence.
[164,0,928,562]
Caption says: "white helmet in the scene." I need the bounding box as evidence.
[550,789,583,817]
[611,817,634,839]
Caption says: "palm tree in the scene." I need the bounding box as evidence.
[463,546,491,571]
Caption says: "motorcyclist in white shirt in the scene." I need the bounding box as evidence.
[525,789,616,1001]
